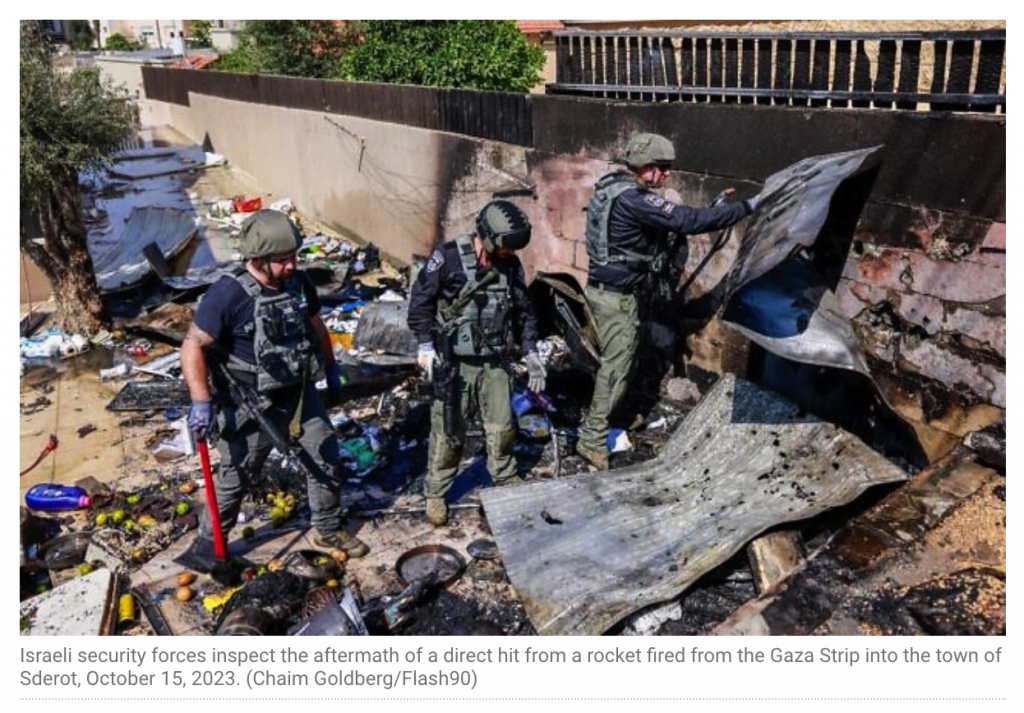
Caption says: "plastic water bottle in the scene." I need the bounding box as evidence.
[24,484,92,511]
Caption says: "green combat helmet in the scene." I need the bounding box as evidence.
[622,132,676,169]
[239,210,303,259]
[476,199,532,253]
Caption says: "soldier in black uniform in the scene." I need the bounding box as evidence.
[577,133,759,470]
[408,200,544,526]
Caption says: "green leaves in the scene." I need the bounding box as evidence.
[338,21,546,92]
[20,21,136,212]
[214,21,362,78]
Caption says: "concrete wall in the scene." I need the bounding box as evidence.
[148,95,485,263]
[95,55,172,98]
[146,88,1004,463]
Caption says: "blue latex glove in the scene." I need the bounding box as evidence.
[326,363,344,404]
[188,399,213,440]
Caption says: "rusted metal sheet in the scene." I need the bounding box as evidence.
[92,207,197,293]
[480,374,908,636]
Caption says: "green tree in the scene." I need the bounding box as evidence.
[215,20,361,78]
[338,21,546,92]
[104,33,140,51]
[67,20,95,51]
[190,20,212,48]
[20,21,137,334]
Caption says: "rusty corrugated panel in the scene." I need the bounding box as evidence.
[480,374,908,636]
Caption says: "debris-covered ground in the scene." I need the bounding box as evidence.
[20,127,1006,638]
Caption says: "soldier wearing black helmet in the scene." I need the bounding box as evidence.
[180,210,368,570]
[407,200,543,527]
[577,133,759,471]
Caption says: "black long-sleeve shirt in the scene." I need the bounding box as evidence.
[407,239,539,354]
[589,185,754,291]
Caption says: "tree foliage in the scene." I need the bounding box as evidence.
[67,20,95,51]
[21,21,137,333]
[338,21,546,92]
[189,20,212,48]
[105,33,141,51]
[215,21,362,78]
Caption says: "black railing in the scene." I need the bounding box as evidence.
[549,30,1006,113]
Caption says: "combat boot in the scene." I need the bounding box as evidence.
[576,442,610,471]
[314,529,369,558]
[425,497,449,527]
[177,535,222,574]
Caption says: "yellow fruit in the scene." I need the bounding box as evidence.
[266,493,276,503]
[326,579,339,588]
[77,562,95,576]
[137,514,157,529]
[122,520,135,532]
[126,494,141,505]
[111,510,126,524]
[329,548,348,564]
[269,506,285,521]
[177,571,196,587]
[132,548,147,562]
[175,502,190,516]
[95,513,108,527]
[179,481,197,495]
[176,586,194,602]
[267,559,283,572]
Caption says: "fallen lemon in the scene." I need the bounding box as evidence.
[175,502,190,516]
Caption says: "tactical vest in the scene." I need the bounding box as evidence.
[223,269,320,393]
[442,235,512,358]
[585,172,660,272]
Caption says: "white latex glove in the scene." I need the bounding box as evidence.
[417,343,436,383]
[524,352,547,394]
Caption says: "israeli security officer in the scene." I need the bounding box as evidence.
[577,133,758,470]
[407,200,545,526]
[181,210,368,570]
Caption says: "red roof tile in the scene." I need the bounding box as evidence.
[516,20,565,33]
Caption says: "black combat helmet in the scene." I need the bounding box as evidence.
[476,200,531,253]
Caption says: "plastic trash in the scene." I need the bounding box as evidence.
[40,532,93,570]
[25,483,92,511]
[608,429,632,453]
[518,412,552,440]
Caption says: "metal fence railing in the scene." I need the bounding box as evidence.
[549,30,1006,113]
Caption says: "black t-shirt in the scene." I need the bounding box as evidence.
[193,271,321,366]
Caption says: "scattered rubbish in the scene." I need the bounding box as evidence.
[109,149,225,180]
[21,327,89,359]
[269,198,294,214]
[608,428,632,453]
[25,483,92,511]
[19,568,115,636]
[623,600,684,636]
[40,532,93,570]
[291,587,368,636]
[467,539,500,561]
[107,380,191,412]
[77,424,98,439]
[20,434,58,476]
[647,417,667,430]
[118,593,136,626]
[147,418,195,462]
[231,195,263,214]
[100,363,133,381]
[396,545,466,588]
[540,510,563,526]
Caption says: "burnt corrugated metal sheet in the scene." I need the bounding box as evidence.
[480,374,908,636]
[92,207,197,293]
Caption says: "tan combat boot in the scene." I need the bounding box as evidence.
[576,442,610,471]
[425,497,449,527]
[314,529,369,558]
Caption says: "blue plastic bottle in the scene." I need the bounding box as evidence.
[25,483,92,511]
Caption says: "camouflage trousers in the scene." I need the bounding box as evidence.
[425,356,516,500]
[199,382,346,540]
[578,284,640,453]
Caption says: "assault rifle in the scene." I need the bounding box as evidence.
[432,267,500,433]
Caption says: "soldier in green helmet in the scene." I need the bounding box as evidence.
[180,210,368,571]
[407,200,544,527]
[576,133,759,471]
